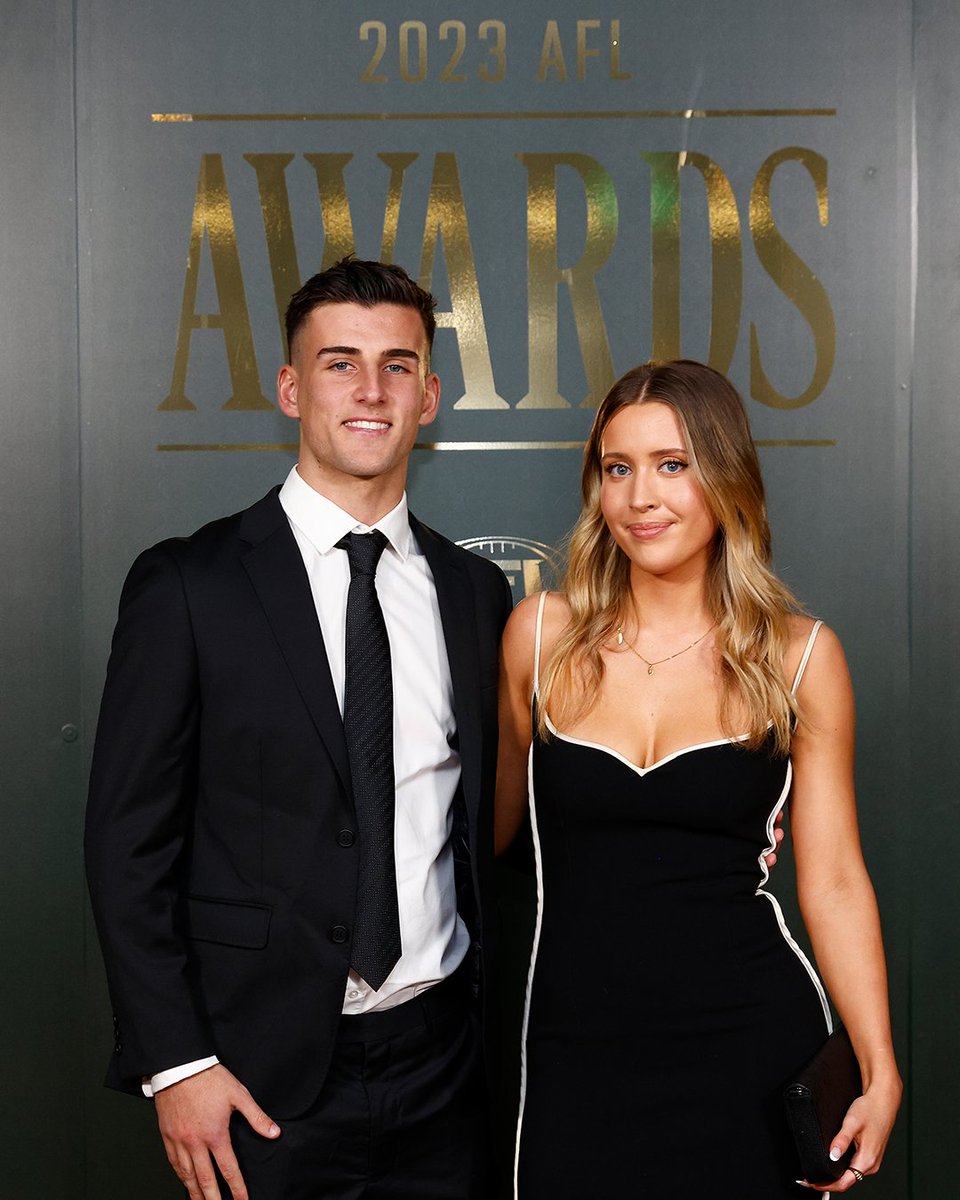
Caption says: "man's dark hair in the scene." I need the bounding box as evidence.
[284,256,437,360]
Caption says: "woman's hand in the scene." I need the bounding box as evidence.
[798,1074,903,1191]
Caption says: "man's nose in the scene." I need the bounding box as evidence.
[353,366,385,402]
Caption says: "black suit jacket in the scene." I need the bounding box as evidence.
[85,487,512,1117]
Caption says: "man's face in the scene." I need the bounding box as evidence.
[277,302,440,506]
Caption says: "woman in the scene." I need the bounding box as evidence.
[496,361,901,1197]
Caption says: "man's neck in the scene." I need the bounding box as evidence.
[294,463,405,526]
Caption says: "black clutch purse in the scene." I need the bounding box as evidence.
[784,1025,862,1184]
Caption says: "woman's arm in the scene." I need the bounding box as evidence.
[789,624,902,1192]
[494,594,546,854]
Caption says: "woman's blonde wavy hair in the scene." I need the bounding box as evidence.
[538,360,804,756]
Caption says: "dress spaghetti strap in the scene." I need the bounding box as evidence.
[532,591,549,695]
[790,620,824,695]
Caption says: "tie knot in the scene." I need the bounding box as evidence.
[337,530,388,577]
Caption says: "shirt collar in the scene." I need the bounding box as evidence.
[278,466,413,561]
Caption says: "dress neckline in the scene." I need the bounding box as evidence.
[543,712,753,777]
[531,594,823,775]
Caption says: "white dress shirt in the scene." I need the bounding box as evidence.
[145,467,469,1096]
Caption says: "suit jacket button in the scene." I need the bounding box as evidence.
[330,924,349,944]
[114,1041,123,1055]
[336,829,355,848]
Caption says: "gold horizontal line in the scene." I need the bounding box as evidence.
[417,440,585,451]
[157,438,835,453]
[157,443,299,452]
[157,440,584,453]
[151,107,835,124]
[417,438,838,450]
[754,439,836,447]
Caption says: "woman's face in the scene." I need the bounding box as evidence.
[599,401,718,582]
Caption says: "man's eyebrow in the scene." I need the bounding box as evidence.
[316,346,421,362]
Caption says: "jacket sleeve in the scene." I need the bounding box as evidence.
[85,543,215,1087]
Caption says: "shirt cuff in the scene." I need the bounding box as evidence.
[142,1056,220,1098]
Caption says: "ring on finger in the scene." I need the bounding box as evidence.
[849,1166,865,1184]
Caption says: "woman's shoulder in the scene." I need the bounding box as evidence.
[502,590,571,659]
[506,589,571,629]
[783,615,849,696]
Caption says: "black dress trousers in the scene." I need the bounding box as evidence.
[214,967,490,1200]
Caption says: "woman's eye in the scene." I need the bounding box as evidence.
[660,458,687,474]
[604,462,631,478]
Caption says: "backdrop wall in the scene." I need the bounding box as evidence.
[1,2,955,1194]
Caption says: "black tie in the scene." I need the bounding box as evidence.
[337,530,401,990]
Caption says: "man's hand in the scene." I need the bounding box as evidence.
[155,1064,280,1200]
[764,809,787,870]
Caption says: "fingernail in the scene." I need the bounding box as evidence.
[795,1182,811,1189]
[268,1123,280,1136]
[829,1147,842,1161]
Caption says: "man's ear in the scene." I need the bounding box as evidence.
[418,371,441,427]
[277,364,299,419]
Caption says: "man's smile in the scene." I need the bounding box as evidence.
[343,418,392,432]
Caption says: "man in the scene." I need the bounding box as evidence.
[85,258,513,1200]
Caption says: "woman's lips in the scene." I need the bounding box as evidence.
[627,521,673,539]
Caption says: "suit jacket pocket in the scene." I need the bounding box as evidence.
[184,895,272,949]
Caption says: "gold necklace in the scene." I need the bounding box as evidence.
[615,622,716,675]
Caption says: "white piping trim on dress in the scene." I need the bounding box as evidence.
[513,592,550,1198]
[755,760,833,1033]
[756,617,832,1029]
[545,717,752,777]
[512,740,545,1198]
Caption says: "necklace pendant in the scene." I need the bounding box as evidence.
[647,664,654,675]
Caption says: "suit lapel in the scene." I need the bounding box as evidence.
[411,516,482,816]
[239,489,351,795]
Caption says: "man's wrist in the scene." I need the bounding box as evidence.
[142,1056,220,1098]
